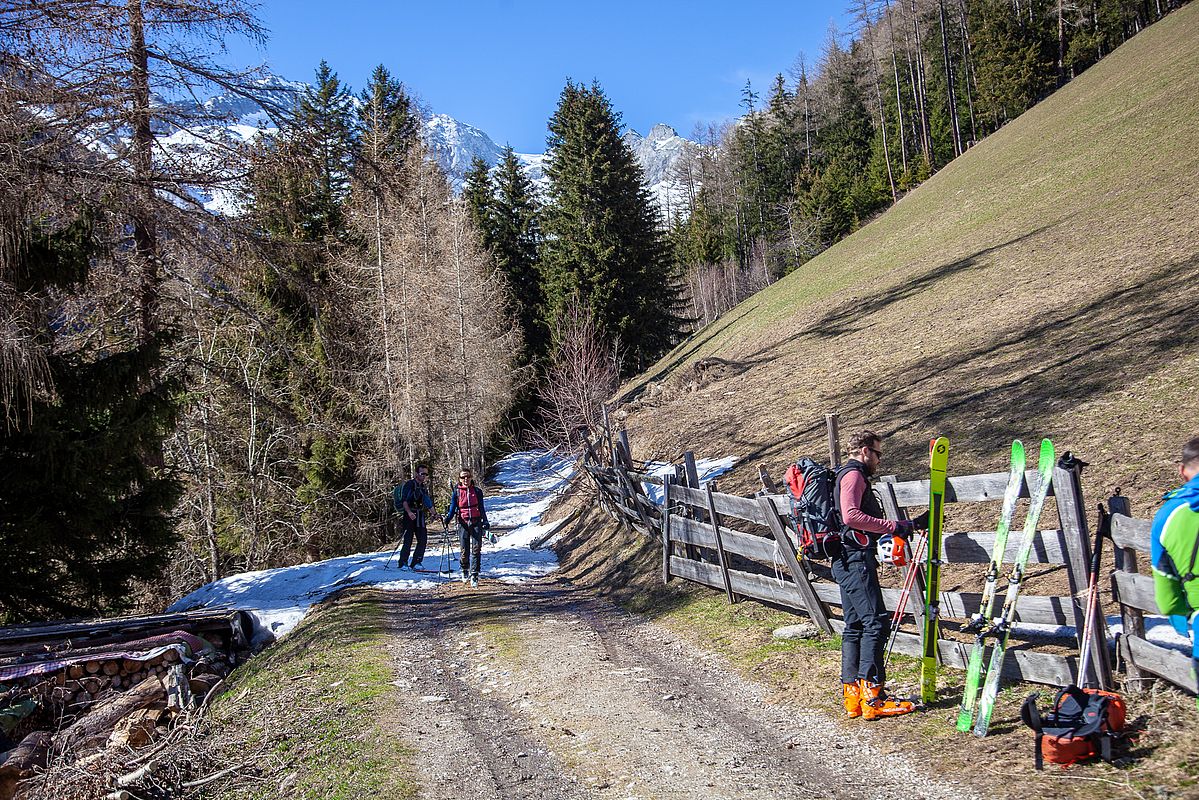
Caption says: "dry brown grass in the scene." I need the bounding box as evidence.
[620,3,1199,520]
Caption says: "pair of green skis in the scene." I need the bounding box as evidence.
[950,438,1055,736]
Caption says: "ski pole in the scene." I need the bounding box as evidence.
[885,531,926,665]
[1077,502,1109,688]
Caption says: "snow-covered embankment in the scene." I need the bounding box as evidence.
[168,451,576,646]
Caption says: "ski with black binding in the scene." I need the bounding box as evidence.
[973,438,1055,738]
[920,437,950,705]
[956,439,1025,731]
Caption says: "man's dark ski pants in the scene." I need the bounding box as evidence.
[831,546,891,685]
[397,520,428,567]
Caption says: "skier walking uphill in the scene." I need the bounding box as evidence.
[835,431,920,720]
[444,468,490,587]
[395,465,434,570]
[1151,434,1199,704]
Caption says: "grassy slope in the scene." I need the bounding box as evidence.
[205,591,417,800]
[625,3,1199,513]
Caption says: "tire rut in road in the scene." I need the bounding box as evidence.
[380,579,978,800]
[381,592,592,800]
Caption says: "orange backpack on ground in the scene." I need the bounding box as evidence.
[1020,685,1126,769]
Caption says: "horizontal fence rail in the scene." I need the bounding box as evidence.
[584,448,1116,691]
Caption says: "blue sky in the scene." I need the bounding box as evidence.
[225,1,853,153]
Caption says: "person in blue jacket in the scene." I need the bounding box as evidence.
[1151,435,1199,705]
[394,464,434,570]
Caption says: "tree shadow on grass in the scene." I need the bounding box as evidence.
[828,251,1199,464]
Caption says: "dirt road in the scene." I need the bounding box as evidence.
[381,577,978,800]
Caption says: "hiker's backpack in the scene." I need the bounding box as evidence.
[783,458,845,561]
[1020,685,1126,769]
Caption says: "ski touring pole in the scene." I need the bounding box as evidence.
[885,531,927,668]
[920,437,950,705]
[973,438,1055,738]
[956,440,1026,732]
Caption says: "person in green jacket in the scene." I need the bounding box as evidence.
[1151,435,1199,705]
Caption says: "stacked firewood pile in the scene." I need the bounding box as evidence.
[0,610,253,799]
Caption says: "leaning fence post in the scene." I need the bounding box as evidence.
[1054,463,1114,691]
[706,482,736,604]
[1110,510,1148,688]
[756,496,833,633]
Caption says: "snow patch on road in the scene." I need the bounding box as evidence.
[168,450,576,645]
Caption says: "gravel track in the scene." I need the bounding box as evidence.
[380,577,979,800]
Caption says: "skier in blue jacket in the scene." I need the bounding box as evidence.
[1151,434,1199,704]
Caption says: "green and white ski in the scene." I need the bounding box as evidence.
[955,439,1025,732]
[920,437,950,705]
[972,438,1055,738]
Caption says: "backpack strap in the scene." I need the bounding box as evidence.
[1020,692,1043,733]
[1182,522,1199,583]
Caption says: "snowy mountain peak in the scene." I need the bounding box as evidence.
[180,77,697,219]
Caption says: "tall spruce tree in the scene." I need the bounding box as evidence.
[463,156,497,249]
[491,147,546,363]
[298,61,357,238]
[540,81,686,374]
[0,216,181,622]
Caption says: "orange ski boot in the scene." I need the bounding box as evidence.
[859,680,917,720]
[843,682,863,718]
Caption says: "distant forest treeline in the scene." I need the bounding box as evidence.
[668,0,1190,327]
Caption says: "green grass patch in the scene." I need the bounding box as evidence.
[208,591,419,800]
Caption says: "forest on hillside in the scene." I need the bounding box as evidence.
[0,2,681,622]
[668,0,1189,326]
[0,0,1185,624]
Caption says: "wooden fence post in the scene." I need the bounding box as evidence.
[756,496,833,633]
[1110,511,1148,688]
[826,413,842,468]
[617,428,633,469]
[706,483,736,604]
[662,476,673,583]
[1054,463,1114,691]
[682,451,703,561]
[602,404,614,467]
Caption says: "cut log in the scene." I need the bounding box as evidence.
[84,660,101,675]
[188,673,220,697]
[122,660,139,674]
[0,731,52,800]
[162,648,181,665]
[67,664,84,680]
[102,661,120,676]
[58,673,165,754]
[108,707,165,749]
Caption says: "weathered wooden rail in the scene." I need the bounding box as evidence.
[1110,513,1197,692]
[585,447,1117,691]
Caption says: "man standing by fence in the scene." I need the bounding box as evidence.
[444,467,490,587]
[834,430,919,720]
[1151,435,1199,704]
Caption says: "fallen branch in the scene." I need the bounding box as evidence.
[179,761,249,790]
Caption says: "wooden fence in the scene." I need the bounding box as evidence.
[585,443,1123,691]
[1110,513,1197,692]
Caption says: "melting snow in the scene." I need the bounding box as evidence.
[168,450,576,646]
[638,456,739,506]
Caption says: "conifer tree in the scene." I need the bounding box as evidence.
[0,217,181,622]
[540,81,686,374]
[490,147,546,363]
[463,156,497,250]
[299,61,357,238]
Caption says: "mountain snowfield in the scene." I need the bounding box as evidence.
[175,75,696,216]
